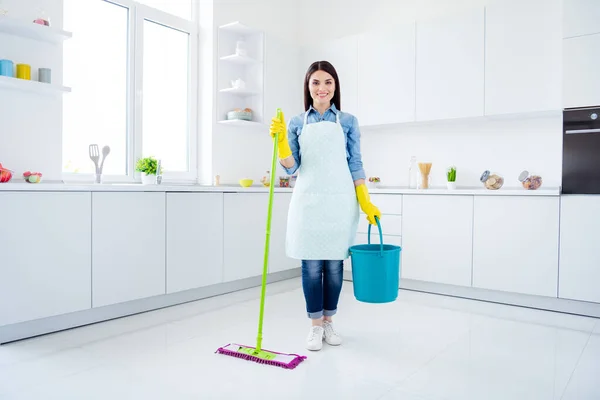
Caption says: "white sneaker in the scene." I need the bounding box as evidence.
[306,326,324,351]
[323,321,342,346]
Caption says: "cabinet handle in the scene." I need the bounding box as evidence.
[565,128,600,134]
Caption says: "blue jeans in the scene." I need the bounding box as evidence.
[301,260,344,319]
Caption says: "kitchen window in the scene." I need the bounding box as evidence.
[62,0,198,182]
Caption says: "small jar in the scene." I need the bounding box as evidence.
[290,175,297,188]
[480,170,504,190]
[518,170,542,190]
[260,170,270,187]
[279,176,290,188]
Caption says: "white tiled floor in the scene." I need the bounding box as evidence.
[1,278,599,399]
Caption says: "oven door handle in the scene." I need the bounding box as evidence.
[565,128,600,134]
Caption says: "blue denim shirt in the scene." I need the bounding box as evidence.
[282,104,366,181]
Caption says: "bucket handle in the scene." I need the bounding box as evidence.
[367,216,384,257]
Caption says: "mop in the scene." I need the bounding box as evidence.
[215,108,307,370]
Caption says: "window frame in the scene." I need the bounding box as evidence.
[62,0,199,183]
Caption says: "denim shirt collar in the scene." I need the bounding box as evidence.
[308,103,338,116]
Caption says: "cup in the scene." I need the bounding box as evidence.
[16,64,31,80]
[0,59,14,77]
[38,68,51,83]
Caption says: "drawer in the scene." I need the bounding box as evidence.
[371,194,402,215]
[358,214,402,236]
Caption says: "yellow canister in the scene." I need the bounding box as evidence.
[16,64,31,80]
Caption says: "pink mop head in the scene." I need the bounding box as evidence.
[216,343,306,370]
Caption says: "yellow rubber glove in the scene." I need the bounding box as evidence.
[269,110,292,159]
[356,184,382,225]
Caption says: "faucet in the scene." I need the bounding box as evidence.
[156,159,162,184]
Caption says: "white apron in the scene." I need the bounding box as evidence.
[286,111,359,260]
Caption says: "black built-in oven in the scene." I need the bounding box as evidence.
[562,106,600,194]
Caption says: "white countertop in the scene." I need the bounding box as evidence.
[0,182,561,196]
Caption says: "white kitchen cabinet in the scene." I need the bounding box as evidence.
[166,193,224,294]
[472,196,559,297]
[301,35,359,117]
[358,22,416,126]
[563,33,600,108]
[563,0,600,38]
[269,192,297,273]
[0,192,91,327]
[415,8,485,121]
[223,192,268,281]
[559,195,600,304]
[401,195,473,286]
[485,0,562,115]
[92,192,166,308]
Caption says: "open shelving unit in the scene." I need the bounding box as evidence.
[0,75,71,94]
[217,21,265,128]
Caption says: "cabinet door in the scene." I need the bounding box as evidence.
[401,195,474,286]
[223,193,268,281]
[358,22,416,126]
[563,0,600,38]
[166,193,224,293]
[563,34,600,108]
[485,0,562,115]
[269,193,297,273]
[416,8,485,121]
[0,192,91,326]
[559,196,600,303]
[472,196,559,297]
[92,192,166,307]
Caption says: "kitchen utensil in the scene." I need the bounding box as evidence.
[156,159,162,184]
[408,156,418,189]
[0,60,14,77]
[518,170,542,190]
[38,68,51,83]
[89,144,100,183]
[16,64,31,80]
[99,145,110,172]
[227,109,252,121]
[418,162,432,189]
[480,170,504,190]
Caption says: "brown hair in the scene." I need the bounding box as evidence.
[304,61,341,111]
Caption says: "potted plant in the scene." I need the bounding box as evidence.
[135,156,161,185]
[446,166,457,190]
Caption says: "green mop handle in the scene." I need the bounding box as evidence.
[256,108,282,353]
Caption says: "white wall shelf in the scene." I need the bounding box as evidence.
[0,75,71,94]
[218,21,261,36]
[219,54,260,65]
[0,16,72,43]
[217,119,264,127]
[218,87,259,96]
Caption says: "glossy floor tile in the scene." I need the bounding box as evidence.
[1,278,599,400]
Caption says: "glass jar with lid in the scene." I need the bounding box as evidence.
[480,170,504,190]
[518,170,543,190]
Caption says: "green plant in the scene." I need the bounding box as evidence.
[446,166,456,182]
[135,156,162,175]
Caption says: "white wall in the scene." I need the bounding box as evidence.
[297,0,563,188]
[0,0,64,181]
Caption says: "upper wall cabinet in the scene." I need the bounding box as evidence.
[563,33,600,108]
[358,22,416,126]
[484,0,562,115]
[415,8,485,121]
[563,0,600,38]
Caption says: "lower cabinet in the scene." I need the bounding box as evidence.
[472,196,559,297]
[92,192,166,308]
[223,193,269,282]
[401,195,474,286]
[269,192,298,273]
[166,193,224,293]
[0,192,92,326]
[559,195,600,303]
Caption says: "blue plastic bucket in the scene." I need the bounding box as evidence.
[349,217,401,303]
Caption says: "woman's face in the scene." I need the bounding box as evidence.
[309,70,335,108]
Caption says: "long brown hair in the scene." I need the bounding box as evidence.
[304,61,341,111]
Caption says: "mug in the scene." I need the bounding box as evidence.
[16,64,31,80]
[0,59,14,77]
[38,68,51,83]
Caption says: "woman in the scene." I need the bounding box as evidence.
[269,61,381,351]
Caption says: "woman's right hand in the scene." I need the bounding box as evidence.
[269,110,292,159]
